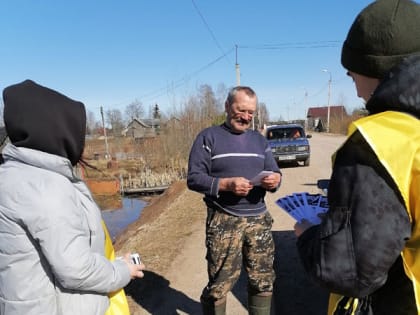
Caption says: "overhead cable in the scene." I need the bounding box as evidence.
[191,0,231,64]
[239,41,340,50]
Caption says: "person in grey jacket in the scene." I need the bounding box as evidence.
[0,80,145,315]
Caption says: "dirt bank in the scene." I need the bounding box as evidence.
[114,180,207,314]
[114,180,205,274]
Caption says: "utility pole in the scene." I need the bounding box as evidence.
[235,44,240,86]
[303,88,308,131]
[236,44,253,128]
[322,69,332,133]
[100,106,110,159]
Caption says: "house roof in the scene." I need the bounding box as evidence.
[127,118,160,128]
[307,105,347,118]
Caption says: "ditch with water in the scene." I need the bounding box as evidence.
[101,196,148,242]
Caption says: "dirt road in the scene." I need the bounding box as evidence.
[117,132,346,315]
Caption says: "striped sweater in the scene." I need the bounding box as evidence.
[187,123,280,216]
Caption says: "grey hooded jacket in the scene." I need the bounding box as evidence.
[0,144,131,315]
[0,80,132,315]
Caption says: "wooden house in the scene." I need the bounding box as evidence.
[122,118,160,139]
[306,105,347,131]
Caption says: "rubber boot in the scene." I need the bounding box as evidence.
[248,293,272,315]
[200,297,226,315]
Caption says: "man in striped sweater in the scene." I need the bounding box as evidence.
[187,86,282,315]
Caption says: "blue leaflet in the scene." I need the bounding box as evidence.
[276,192,329,224]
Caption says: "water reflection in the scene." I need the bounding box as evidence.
[101,197,147,241]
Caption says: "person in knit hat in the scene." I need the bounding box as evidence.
[294,0,420,314]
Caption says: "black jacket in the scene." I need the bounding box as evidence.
[297,55,420,314]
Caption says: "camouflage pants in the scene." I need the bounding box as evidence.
[201,208,275,302]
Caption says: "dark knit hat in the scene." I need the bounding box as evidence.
[341,0,420,79]
[3,80,86,166]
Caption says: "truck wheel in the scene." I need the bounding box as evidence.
[304,158,310,166]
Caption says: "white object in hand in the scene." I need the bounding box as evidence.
[250,171,274,185]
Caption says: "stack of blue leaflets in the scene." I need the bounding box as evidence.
[275,193,329,224]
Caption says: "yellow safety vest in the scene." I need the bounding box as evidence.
[102,220,131,315]
[328,111,420,314]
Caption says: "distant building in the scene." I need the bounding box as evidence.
[161,116,181,130]
[306,105,347,131]
[122,118,160,139]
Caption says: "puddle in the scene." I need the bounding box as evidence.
[101,197,147,241]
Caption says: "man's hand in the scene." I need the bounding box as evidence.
[260,172,281,191]
[219,177,253,196]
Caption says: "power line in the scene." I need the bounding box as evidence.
[108,47,235,108]
[139,47,234,100]
[105,41,341,109]
[191,0,231,64]
[239,41,340,50]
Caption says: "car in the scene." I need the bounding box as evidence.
[265,123,311,166]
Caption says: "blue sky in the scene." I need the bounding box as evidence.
[1,1,377,122]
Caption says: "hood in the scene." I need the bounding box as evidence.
[367,54,420,118]
[0,127,7,164]
[3,80,86,166]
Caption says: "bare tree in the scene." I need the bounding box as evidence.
[115,83,232,178]
[257,102,270,129]
[216,83,228,108]
[198,84,220,124]
[106,109,124,136]
[86,110,96,136]
[125,99,144,123]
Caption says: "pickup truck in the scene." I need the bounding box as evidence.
[266,123,311,166]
